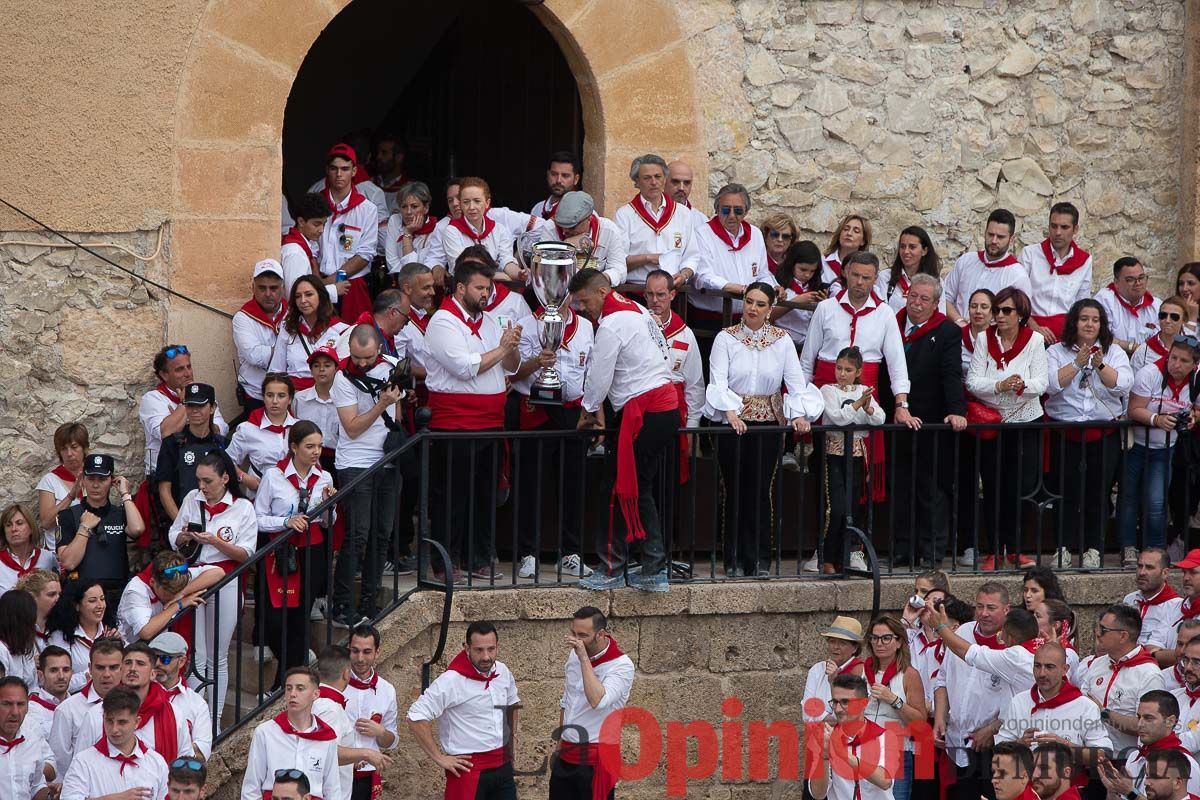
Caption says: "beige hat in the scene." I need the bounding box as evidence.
[820,616,863,642]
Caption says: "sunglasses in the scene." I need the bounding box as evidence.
[1161,312,1183,322]
[163,345,189,359]
[768,231,794,241]
[171,758,204,771]
[155,654,176,665]
[996,306,1018,316]
[1175,334,1200,348]
[161,564,189,578]
[275,769,307,781]
[719,206,746,216]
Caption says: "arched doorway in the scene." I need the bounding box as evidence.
[282,0,584,215]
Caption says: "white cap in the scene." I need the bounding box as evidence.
[252,258,283,279]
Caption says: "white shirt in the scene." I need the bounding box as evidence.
[23,693,58,743]
[962,642,1036,693]
[582,295,672,413]
[226,411,298,490]
[232,303,286,400]
[117,564,220,644]
[1044,342,1132,421]
[910,632,944,709]
[691,221,774,313]
[406,659,520,755]
[662,319,705,428]
[1163,663,1185,692]
[799,291,912,394]
[315,189,380,280]
[1095,285,1161,344]
[424,300,512,397]
[164,681,213,759]
[1131,336,1172,375]
[45,628,102,695]
[254,460,336,534]
[511,309,592,403]
[801,658,858,723]
[934,622,1020,767]
[1018,241,1094,318]
[35,470,79,546]
[1129,361,1199,449]
[1125,743,1200,797]
[0,548,57,593]
[559,644,635,744]
[241,715,341,800]
[331,362,394,469]
[995,685,1112,749]
[0,730,52,800]
[490,207,535,242]
[384,215,439,274]
[396,311,430,369]
[440,216,516,272]
[943,251,1033,320]
[613,195,700,282]
[424,216,453,269]
[482,284,534,329]
[704,326,825,423]
[313,686,355,800]
[139,386,229,474]
[345,670,400,775]
[537,214,629,288]
[48,683,104,776]
[281,234,338,305]
[62,738,167,800]
[292,386,341,452]
[966,330,1049,422]
[1081,647,1167,752]
[1123,585,1185,649]
[809,723,894,800]
[1172,685,1200,740]
[776,281,818,345]
[167,490,258,568]
[269,321,350,383]
[0,642,36,688]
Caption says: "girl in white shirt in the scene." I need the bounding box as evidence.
[0,587,39,687]
[254,421,336,686]
[876,226,942,314]
[47,579,121,692]
[954,289,996,568]
[269,275,348,390]
[0,504,57,593]
[704,283,823,578]
[771,240,828,349]
[226,374,299,498]
[35,422,89,550]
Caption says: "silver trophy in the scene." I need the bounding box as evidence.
[527,241,581,404]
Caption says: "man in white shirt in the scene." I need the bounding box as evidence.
[1123,548,1184,657]
[802,616,865,724]
[1162,619,1200,691]
[149,632,211,760]
[1122,691,1200,797]
[0,676,55,800]
[550,607,635,800]
[231,259,287,428]
[314,144,380,323]
[1163,549,1200,656]
[690,183,773,323]
[570,268,679,592]
[345,625,399,800]
[331,324,403,627]
[666,160,710,228]
[529,151,581,220]
[241,666,340,800]
[644,270,704,430]
[48,638,124,777]
[312,647,391,800]
[537,190,628,288]
[1170,636,1200,740]
[1080,603,1166,754]
[994,642,1110,756]
[1095,256,1160,357]
[24,646,71,743]
[425,177,462,284]
[808,674,895,800]
[62,687,169,800]
[943,209,1032,325]
[407,622,520,800]
[613,153,700,286]
[121,642,190,763]
[1017,202,1092,344]
[139,345,229,475]
[395,261,436,375]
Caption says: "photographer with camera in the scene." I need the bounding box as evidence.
[331,323,407,628]
[255,420,337,686]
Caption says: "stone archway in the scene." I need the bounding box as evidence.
[166,0,706,408]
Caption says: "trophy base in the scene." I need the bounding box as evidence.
[529,384,564,405]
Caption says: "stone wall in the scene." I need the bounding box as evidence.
[679,0,1187,294]
[204,573,1131,800]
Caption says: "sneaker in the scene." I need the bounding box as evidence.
[330,609,358,629]
[1007,553,1036,569]
[1082,549,1101,570]
[468,566,504,581]
[724,566,746,578]
[957,547,977,567]
[781,452,800,472]
[560,554,593,577]
[383,558,417,577]
[310,597,328,622]
[518,555,537,579]
[977,555,997,571]
[848,551,868,572]
[431,569,467,586]
[580,572,625,591]
[1052,547,1073,569]
[801,553,820,573]
[628,569,669,593]
[1122,546,1138,568]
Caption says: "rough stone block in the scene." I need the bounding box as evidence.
[706,615,797,673]
[611,585,691,618]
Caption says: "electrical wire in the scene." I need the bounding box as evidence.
[0,197,235,320]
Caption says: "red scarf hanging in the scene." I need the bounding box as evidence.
[897,309,948,344]
[238,298,288,333]
[835,289,884,346]
[0,735,24,754]
[202,500,230,517]
[705,217,752,251]
[629,193,676,234]
[410,309,430,334]
[609,384,677,554]
[1102,647,1159,705]
[400,215,438,240]
[1147,334,1171,359]
[556,213,600,246]
[825,254,843,277]
[299,315,339,344]
[322,185,369,220]
[273,711,338,741]
[157,383,182,404]
[962,326,978,353]
[1137,583,1181,617]
[1029,681,1082,713]
[1040,239,1090,276]
[449,214,497,243]
[1154,357,1192,403]
[137,681,179,761]
[977,250,1021,268]
[319,685,348,709]
[1108,283,1155,315]
[281,228,315,266]
[95,736,149,775]
[840,656,865,675]
[660,311,687,340]
[863,657,899,688]
[0,548,40,578]
[1183,684,1200,708]
[973,627,1004,650]
[588,637,626,668]
[248,407,290,435]
[1179,598,1200,624]
[1137,732,1191,759]
[791,277,814,296]
[447,649,499,689]
[29,692,57,712]
[348,671,379,692]
[896,272,911,299]
[985,326,1034,371]
[439,297,485,339]
[484,282,512,313]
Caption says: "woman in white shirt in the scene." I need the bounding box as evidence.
[704,282,824,577]
[966,287,1048,570]
[35,422,89,550]
[876,226,942,314]
[1045,300,1132,570]
[384,181,439,275]
[226,374,298,497]
[168,450,258,721]
[1131,295,1187,373]
[47,579,121,692]
[269,275,348,390]
[862,615,926,800]
[439,177,521,281]
[0,504,57,592]
[0,588,39,687]
[253,421,336,685]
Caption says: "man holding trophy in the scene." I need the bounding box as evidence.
[537,191,628,288]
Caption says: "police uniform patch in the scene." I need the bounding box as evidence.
[183,451,195,465]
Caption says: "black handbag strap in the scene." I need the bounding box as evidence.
[345,371,402,431]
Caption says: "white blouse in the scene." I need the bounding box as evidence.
[253,460,336,535]
[1045,342,1132,422]
[225,412,298,496]
[1130,336,1171,374]
[703,325,824,423]
[268,320,349,382]
[167,490,258,568]
[383,214,438,274]
[820,383,886,451]
[966,329,1049,422]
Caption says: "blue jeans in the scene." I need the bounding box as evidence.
[1117,444,1174,548]
[892,750,913,800]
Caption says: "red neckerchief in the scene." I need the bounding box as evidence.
[977,250,1021,268]
[95,736,149,775]
[299,314,340,343]
[75,626,96,650]
[278,457,322,495]
[790,277,813,295]
[1173,663,1186,687]
[29,692,58,711]
[273,711,338,741]
[165,683,185,699]
[0,548,40,578]
[838,719,888,800]
[705,217,752,252]
[34,626,48,644]
[556,213,600,246]
[896,272,912,298]
[201,493,230,517]
[447,649,498,689]
[897,309,948,344]
[137,681,178,762]
[835,288,883,346]
[629,193,676,234]
[239,297,288,333]
[1183,683,1200,708]
[825,254,842,277]
[351,311,397,356]
[1137,583,1181,617]
[588,637,626,668]
[282,228,315,265]
[1137,732,1190,759]
[348,671,378,692]
[863,657,899,687]
[400,215,438,240]
[986,325,1034,371]
[1156,359,1191,403]
[839,657,864,675]
[1040,239,1090,276]
[768,254,780,272]
[1108,283,1155,315]
[439,297,484,338]
[484,282,512,313]
[973,626,1004,650]
[248,407,290,435]
[51,464,78,483]
[449,214,496,243]
[1179,597,1200,624]
[157,383,182,404]
[409,309,430,334]
[1029,680,1083,713]
[538,196,560,219]
[322,185,368,220]
[962,326,978,352]
[339,354,385,378]
[1018,637,1046,654]
[917,632,942,659]
[660,311,687,340]
[1103,646,1159,705]
[135,565,161,600]
[601,290,642,320]
[319,684,347,709]
[0,735,24,754]
[1147,334,1171,359]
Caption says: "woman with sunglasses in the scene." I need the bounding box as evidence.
[966,287,1047,570]
[1132,296,1189,373]
[268,275,348,391]
[690,184,773,326]
[1045,299,1132,570]
[760,212,798,273]
[877,226,942,313]
[1176,263,1200,333]
[226,373,298,497]
[821,214,871,286]
[0,504,56,593]
[47,579,121,692]
[863,615,926,800]
[116,549,222,644]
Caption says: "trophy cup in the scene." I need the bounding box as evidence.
[528,241,581,404]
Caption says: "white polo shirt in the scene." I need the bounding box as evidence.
[165,681,213,759]
[292,387,342,453]
[240,713,341,800]
[559,642,635,745]
[995,684,1111,749]
[23,692,59,743]
[809,721,894,800]
[1095,285,1160,344]
[139,384,229,474]
[116,564,220,644]
[331,360,395,470]
[48,682,104,776]
[232,300,287,401]
[0,733,53,800]
[406,656,519,756]
[934,623,1020,767]
[1124,585,1184,649]
[345,670,400,783]
[1080,647,1166,753]
[942,250,1033,321]
[582,293,673,414]
[613,194,700,283]
[691,219,774,314]
[799,290,911,394]
[1018,240,1094,320]
[313,686,355,800]
[316,188,380,280]
[62,737,167,800]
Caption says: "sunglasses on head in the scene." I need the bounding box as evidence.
[163,345,189,360]
[719,206,746,217]
[171,758,204,771]
[996,306,1018,316]
[1175,334,1200,349]
[161,564,188,578]
[1161,311,1183,322]
[275,769,307,781]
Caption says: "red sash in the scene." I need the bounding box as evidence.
[239,298,288,333]
[672,380,689,484]
[559,740,619,800]
[1041,239,1090,276]
[812,360,886,502]
[449,215,497,243]
[609,384,678,559]
[428,391,507,431]
[1031,314,1068,339]
[629,193,676,234]
[706,217,752,252]
[444,746,507,800]
[339,277,373,325]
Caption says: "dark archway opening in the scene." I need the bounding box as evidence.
[282,0,584,216]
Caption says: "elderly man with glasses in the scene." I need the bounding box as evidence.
[689,183,774,329]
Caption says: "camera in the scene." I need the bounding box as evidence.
[383,356,414,393]
[1176,411,1192,431]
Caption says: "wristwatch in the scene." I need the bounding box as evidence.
[897,401,909,409]
[891,696,904,710]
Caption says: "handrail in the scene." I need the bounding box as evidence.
[420,537,455,691]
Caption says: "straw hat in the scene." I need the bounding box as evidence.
[820,616,864,642]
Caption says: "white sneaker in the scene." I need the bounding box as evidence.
[518,555,537,579]
[801,552,820,572]
[1053,547,1073,568]
[1082,549,1101,570]
[957,547,977,567]
[254,646,276,663]
[560,554,593,577]
[310,597,328,622]
[1122,546,1139,568]
[849,551,868,572]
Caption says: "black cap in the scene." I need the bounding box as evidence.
[83,453,115,477]
[182,383,216,406]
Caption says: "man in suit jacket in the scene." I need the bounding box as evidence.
[890,274,967,567]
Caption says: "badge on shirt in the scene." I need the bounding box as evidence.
[579,352,587,367]
[751,262,758,276]
[673,233,683,249]
[183,451,195,465]
[218,526,234,543]
[495,314,512,329]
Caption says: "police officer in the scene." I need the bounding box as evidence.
[154,383,228,521]
[55,453,145,625]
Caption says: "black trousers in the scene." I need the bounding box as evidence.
[429,433,501,572]
[714,421,783,573]
[978,427,1042,554]
[1049,430,1120,553]
[516,404,586,558]
[264,541,328,688]
[598,409,676,576]
[947,749,995,800]
[824,452,864,570]
[351,774,375,800]
[472,762,517,800]
[953,434,986,554]
[892,430,953,565]
[549,756,614,800]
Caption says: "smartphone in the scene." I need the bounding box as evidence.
[186,522,203,533]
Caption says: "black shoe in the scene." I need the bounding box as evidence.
[330,608,359,629]
[890,553,913,568]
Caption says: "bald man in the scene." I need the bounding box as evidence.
[667,161,708,228]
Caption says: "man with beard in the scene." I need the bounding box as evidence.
[1140,750,1193,800]
[121,642,188,763]
[1171,636,1200,745]
[48,638,125,778]
[1162,619,1200,690]
[1122,548,1182,658]
[1030,742,1076,800]
[666,160,709,228]
[0,676,55,800]
[345,625,399,800]
[943,209,1032,326]
[995,642,1110,757]
[407,622,520,800]
[1162,549,1200,654]
[372,135,410,214]
[149,632,210,760]
[530,151,581,220]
